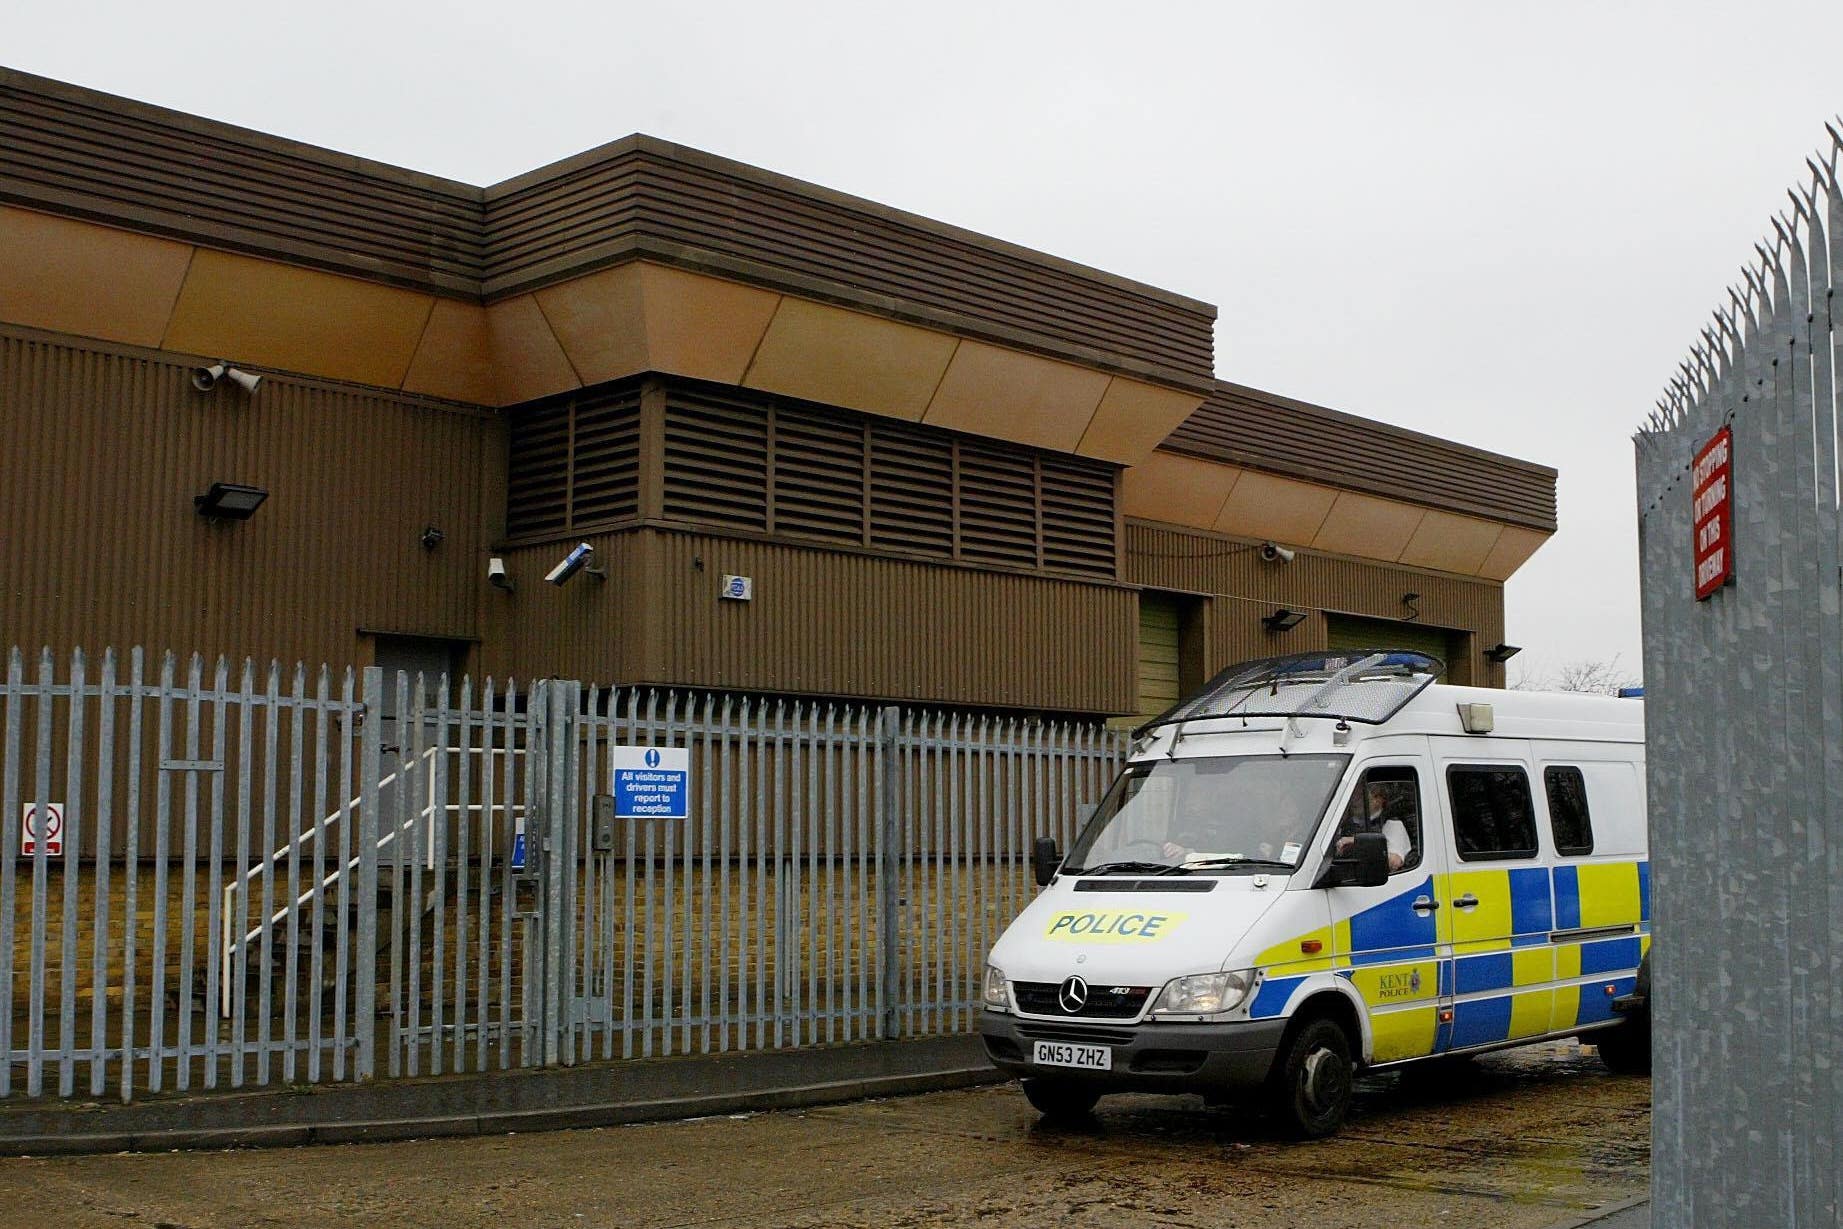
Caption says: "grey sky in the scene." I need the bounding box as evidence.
[11,0,1843,682]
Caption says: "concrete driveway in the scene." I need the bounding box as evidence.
[0,1041,1647,1228]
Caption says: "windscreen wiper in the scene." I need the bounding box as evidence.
[1179,856,1299,872]
[1068,860,1187,876]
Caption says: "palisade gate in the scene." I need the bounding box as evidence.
[0,648,1125,1102]
[1635,131,1843,1226]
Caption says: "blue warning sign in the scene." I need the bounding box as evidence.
[612,746,690,819]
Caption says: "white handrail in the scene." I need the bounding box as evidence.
[219,741,525,1018]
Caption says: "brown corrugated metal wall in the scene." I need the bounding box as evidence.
[483,141,1216,385]
[485,528,1136,714]
[0,69,484,295]
[1126,521,1506,687]
[0,328,496,669]
[1166,382,1558,531]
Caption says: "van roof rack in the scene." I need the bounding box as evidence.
[1134,650,1443,738]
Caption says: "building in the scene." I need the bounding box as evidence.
[0,67,1553,721]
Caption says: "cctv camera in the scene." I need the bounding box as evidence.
[1259,541,1296,564]
[224,366,262,393]
[545,542,602,586]
[191,362,227,391]
[487,556,514,592]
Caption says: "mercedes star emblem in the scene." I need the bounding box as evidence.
[1058,975,1089,1013]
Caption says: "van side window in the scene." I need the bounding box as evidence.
[1544,766,1594,856]
[1335,766,1421,874]
[1447,765,1538,861]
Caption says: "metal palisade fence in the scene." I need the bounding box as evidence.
[0,647,1126,1102]
[1634,132,1843,1225]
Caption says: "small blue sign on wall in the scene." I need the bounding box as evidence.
[612,746,691,819]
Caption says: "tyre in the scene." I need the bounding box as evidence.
[1269,1015,1355,1138]
[1594,1021,1651,1075]
[1020,1077,1102,1119]
[1597,955,1652,1075]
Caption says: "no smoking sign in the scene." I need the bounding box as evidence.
[21,803,64,857]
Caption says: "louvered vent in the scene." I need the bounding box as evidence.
[773,405,866,543]
[957,441,1039,568]
[505,388,641,538]
[506,401,570,538]
[868,423,954,558]
[571,390,641,526]
[1041,455,1117,576]
[649,378,1118,580]
[664,389,769,532]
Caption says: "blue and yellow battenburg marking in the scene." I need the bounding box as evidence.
[1245,860,1650,1058]
[1042,910,1187,943]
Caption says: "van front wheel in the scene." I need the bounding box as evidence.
[1270,1016,1355,1138]
[1020,1077,1101,1120]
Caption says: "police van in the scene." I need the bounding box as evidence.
[979,651,1648,1136]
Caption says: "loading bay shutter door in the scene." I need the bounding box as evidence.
[1325,615,1452,680]
[1138,595,1182,719]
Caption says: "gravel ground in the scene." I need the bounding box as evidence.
[0,1040,1648,1229]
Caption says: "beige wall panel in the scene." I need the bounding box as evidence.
[1077,379,1204,466]
[1121,452,1241,529]
[639,263,783,385]
[1312,491,1426,561]
[1477,525,1552,581]
[742,296,953,421]
[1212,470,1337,545]
[401,298,494,404]
[923,340,1110,452]
[0,207,193,348]
[530,263,646,386]
[1397,509,1506,575]
[162,249,434,388]
[487,294,581,404]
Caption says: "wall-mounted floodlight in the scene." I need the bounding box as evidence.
[487,556,515,592]
[192,362,262,393]
[194,482,268,521]
[1258,541,1296,564]
[545,542,605,585]
[1261,607,1307,632]
[1483,643,1522,663]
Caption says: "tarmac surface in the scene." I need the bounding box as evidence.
[0,1040,1648,1228]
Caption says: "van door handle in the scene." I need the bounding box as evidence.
[1411,896,1439,913]
[1454,893,1480,909]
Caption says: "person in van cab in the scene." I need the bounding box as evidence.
[1334,773,1416,872]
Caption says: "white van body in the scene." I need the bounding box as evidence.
[980,654,1647,1135]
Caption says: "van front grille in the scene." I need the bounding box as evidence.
[1013,982,1151,1019]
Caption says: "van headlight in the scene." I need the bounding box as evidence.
[983,964,1011,1012]
[1149,970,1255,1017]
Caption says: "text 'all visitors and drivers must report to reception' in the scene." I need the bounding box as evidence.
[612,746,691,819]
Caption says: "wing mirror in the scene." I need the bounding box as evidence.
[1317,831,1390,889]
[1031,836,1063,887]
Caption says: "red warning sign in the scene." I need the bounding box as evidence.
[1692,427,1734,601]
[21,803,63,857]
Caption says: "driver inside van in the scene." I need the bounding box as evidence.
[1335,773,1417,872]
[1160,788,1232,862]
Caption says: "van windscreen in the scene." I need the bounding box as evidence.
[1066,754,1349,875]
